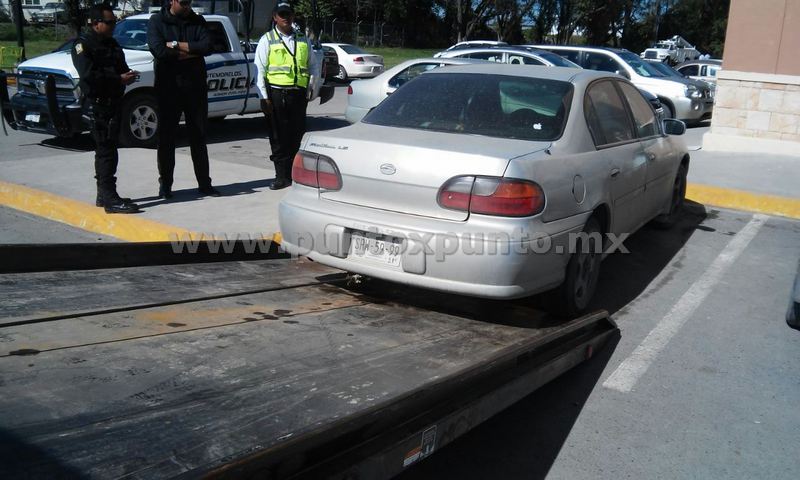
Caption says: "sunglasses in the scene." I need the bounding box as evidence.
[97,18,117,25]
[277,10,293,19]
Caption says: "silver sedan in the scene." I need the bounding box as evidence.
[279,65,689,315]
[345,57,486,124]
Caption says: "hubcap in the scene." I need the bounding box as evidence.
[129,105,157,141]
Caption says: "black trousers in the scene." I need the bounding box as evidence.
[89,102,122,200]
[156,84,211,189]
[268,87,308,182]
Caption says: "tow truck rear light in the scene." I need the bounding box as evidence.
[438,176,545,217]
[292,151,342,191]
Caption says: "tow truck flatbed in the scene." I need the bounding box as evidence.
[0,247,617,479]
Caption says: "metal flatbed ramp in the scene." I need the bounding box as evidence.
[0,254,617,479]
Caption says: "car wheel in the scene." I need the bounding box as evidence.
[550,217,603,318]
[335,65,348,82]
[652,164,688,229]
[119,92,158,148]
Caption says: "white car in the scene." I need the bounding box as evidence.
[345,57,485,123]
[322,43,384,81]
[432,40,509,58]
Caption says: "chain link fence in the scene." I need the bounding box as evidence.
[319,19,404,48]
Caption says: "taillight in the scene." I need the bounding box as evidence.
[437,176,545,217]
[347,85,353,95]
[353,56,364,63]
[292,151,343,191]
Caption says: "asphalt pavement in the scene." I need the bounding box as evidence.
[1,83,799,479]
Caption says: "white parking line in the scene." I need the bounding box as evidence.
[603,213,769,393]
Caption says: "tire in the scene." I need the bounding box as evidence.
[335,65,348,82]
[119,92,159,148]
[549,217,603,318]
[652,164,688,229]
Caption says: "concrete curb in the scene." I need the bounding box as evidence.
[687,183,800,220]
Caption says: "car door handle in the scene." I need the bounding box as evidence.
[610,168,621,178]
[647,153,656,161]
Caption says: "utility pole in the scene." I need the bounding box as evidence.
[13,0,25,61]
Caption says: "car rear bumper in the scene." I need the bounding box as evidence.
[347,64,385,78]
[278,187,591,299]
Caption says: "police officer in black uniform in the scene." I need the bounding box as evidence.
[71,2,139,213]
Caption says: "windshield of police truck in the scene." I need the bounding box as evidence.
[113,19,150,51]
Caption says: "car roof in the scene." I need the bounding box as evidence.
[678,59,723,66]
[439,46,559,56]
[426,63,614,82]
[529,44,631,55]
[404,57,488,65]
[127,13,229,21]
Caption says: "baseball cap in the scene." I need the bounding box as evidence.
[274,2,294,14]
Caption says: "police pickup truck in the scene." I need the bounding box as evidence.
[3,13,334,148]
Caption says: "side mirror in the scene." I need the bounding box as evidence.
[663,118,686,135]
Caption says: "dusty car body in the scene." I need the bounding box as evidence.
[278,65,689,314]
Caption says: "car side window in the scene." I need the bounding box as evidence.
[206,21,230,54]
[584,80,636,147]
[549,49,581,64]
[466,52,503,62]
[508,54,543,66]
[708,66,719,77]
[678,64,699,76]
[388,63,440,89]
[617,82,659,138]
[584,52,623,73]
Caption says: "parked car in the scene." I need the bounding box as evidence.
[647,60,716,97]
[29,2,67,24]
[345,57,486,123]
[322,43,384,81]
[278,65,689,315]
[433,40,509,57]
[676,59,722,85]
[435,46,581,68]
[531,45,713,123]
[321,45,340,82]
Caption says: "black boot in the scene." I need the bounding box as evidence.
[98,192,140,214]
[96,194,133,207]
[158,179,173,199]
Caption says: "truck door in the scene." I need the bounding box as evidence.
[204,20,254,116]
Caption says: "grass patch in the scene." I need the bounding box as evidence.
[365,47,441,69]
[1,40,63,67]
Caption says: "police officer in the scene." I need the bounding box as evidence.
[71,2,139,214]
[255,2,319,190]
[147,0,219,199]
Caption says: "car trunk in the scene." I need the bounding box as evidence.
[311,125,546,221]
[359,55,383,65]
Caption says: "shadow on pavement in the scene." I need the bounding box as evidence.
[133,178,273,209]
[0,429,89,479]
[397,202,707,479]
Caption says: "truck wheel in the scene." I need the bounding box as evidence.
[549,217,603,318]
[119,92,159,148]
[652,164,687,229]
[335,65,348,82]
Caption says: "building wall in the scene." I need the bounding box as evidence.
[703,0,800,155]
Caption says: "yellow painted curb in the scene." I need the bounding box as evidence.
[0,180,205,242]
[687,183,800,220]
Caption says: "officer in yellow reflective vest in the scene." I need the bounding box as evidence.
[255,2,319,190]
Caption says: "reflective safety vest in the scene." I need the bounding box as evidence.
[264,29,310,88]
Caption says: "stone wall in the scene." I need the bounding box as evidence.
[703,71,800,155]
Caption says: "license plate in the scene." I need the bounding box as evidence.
[25,113,40,123]
[350,233,402,267]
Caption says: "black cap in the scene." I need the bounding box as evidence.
[274,2,294,14]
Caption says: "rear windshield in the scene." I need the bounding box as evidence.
[363,73,573,142]
[339,44,366,55]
